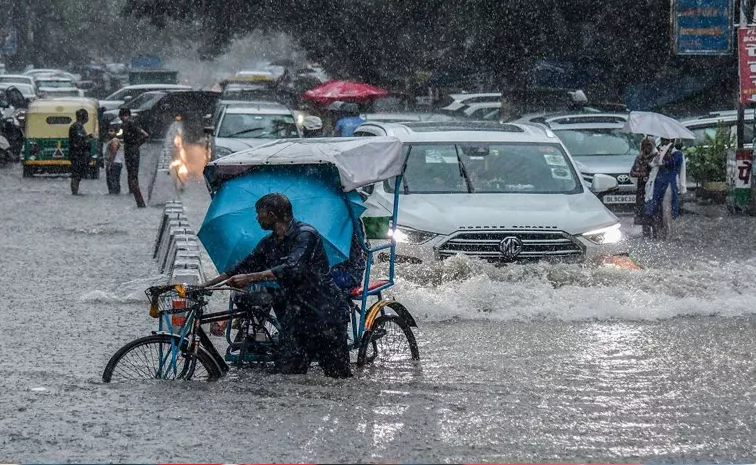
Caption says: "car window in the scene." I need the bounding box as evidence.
[553,129,642,156]
[388,143,580,194]
[217,113,299,139]
[36,80,75,88]
[125,92,163,110]
[354,130,378,137]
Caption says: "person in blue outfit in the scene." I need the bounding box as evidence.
[645,138,684,240]
[334,104,365,137]
[200,193,352,378]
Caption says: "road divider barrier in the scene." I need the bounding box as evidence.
[153,201,206,285]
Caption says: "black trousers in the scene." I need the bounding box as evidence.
[106,163,122,194]
[276,309,352,379]
[235,292,352,378]
[124,152,145,207]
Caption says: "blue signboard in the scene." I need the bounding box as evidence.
[673,0,734,55]
[0,28,17,55]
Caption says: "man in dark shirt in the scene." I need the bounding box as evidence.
[201,193,352,378]
[68,109,90,195]
[118,108,148,208]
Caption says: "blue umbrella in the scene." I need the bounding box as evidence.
[198,168,365,274]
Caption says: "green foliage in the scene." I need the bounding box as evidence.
[684,124,731,184]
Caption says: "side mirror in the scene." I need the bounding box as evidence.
[591,173,619,193]
[203,126,214,135]
[123,95,133,102]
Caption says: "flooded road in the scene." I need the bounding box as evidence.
[1,145,756,463]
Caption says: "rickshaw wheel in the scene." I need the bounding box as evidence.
[356,315,419,367]
[102,334,223,383]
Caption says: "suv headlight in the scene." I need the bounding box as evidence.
[389,226,437,244]
[213,146,233,158]
[581,223,622,245]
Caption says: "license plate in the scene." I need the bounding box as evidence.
[603,194,635,204]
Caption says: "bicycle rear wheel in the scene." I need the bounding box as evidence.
[102,334,223,382]
[357,315,420,367]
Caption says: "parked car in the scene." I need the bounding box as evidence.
[361,112,460,123]
[439,93,501,112]
[353,121,623,264]
[0,75,38,94]
[104,90,220,141]
[35,77,83,98]
[207,101,301,160]
[98,84,192,111]
[681,110,750,146]
[0,83,36,104]
[24,69,80,82]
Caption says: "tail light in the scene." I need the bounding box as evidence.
[171,298,187,327]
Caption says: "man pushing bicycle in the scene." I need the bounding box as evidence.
[200,193,353,379]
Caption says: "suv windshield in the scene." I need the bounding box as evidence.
[124,92,163,110]
[218,113,299,139]
[390,143,581,194]
[36,80,75,88]
[553,128,642,156]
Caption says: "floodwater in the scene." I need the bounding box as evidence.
[1,143,756,463]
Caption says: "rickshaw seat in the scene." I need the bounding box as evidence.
[349,280,389,298]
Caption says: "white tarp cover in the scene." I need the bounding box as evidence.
[207,137,405,191]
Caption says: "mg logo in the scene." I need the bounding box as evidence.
[499,236,523,259]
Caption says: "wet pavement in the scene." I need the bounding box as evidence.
[1,144,756,463]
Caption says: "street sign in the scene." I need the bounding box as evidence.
[673,0,734,55]
[0,27,17,55]
[738,27,756,103]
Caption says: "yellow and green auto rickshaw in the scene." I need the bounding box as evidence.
[22,98,100,178]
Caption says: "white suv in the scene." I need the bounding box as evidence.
[354,121,625,263]
[208,102,301,159]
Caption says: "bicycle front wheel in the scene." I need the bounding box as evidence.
[102,334,223,383]
[357,315,420,367]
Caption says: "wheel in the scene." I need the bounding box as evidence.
[102,334,223,383]
[22,165,33,178]
[227,313,280,366]
[87,166,100,179]
[357,315,419,367]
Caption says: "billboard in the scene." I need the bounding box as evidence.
[673,0,734,55]
[739,27,756,103]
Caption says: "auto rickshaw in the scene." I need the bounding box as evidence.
[22,98,100,178]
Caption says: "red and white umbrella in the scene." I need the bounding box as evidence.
[302,80,389,105]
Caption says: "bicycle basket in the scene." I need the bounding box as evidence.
[146,285,203,326]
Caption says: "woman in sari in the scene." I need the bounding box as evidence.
[630,137,656,237]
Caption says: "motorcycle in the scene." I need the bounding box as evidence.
[0,132,11,167]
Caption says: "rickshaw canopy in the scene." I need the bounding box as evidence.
[25,97,99,138]
[204,136,405,193]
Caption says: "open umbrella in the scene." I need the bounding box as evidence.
[302,80,389,105]
[198,168,365,274]
[621,111,696,140]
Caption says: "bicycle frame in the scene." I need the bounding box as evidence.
[347,175,403,345]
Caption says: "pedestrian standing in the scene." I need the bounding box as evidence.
[334,104,365,137]
[630,137,656,237]
[645,139,685,240]
[68,109,91,196]
[118,108,148,208]
[104,125,123,194]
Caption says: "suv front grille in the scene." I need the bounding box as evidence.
[437,230,584,260]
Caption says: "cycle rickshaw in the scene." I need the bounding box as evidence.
[102,137,419,382]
